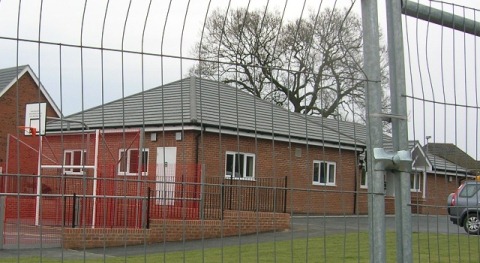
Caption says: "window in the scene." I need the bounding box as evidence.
[118,148,149,175]
[360,169,367,188]
[410,172,422,192]
[460,184,480,198]
[64,150,86,175]
[313,161,336,186]
[225,152,255,179]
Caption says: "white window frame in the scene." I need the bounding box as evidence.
[225,151,255,179]
[312,160,336,186]
[118,148,149,176]
[63,149,86,175]
[410,171,422,192]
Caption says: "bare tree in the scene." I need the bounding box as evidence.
[192,5,389,122]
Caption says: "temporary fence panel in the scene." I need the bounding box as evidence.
[402,1,480,263]
[0,0,477,262]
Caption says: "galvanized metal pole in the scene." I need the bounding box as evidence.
[361,0,386,262]
[386,0,412,262]
[402,0,480,37]
[0,196,5,250]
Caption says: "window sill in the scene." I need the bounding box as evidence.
[225,176,255,181]
[312,182,336,187]
[64,172,84,176]
[117,173,148,176]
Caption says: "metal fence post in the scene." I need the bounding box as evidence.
[199,164,205,220]
[361,0,386,262]
[146,187,151,229]
[72,193,77,228]
[402,0,480,37]
[0,196,5,249]
[386,0,412,262]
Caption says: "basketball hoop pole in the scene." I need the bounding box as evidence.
[35,135,43,226]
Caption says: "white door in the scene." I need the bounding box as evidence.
[156,147,177,205]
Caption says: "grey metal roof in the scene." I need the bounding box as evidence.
[47,77,364,148]
[0,65,28,94]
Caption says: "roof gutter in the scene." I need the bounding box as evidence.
[203,126,365,151]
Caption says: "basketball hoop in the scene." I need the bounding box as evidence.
[19,126,37,137]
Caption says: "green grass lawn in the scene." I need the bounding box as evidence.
[3,232,480,263]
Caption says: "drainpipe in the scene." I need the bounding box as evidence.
[354,147,366,215]
[195,127,206,219]
[5,134,10,192]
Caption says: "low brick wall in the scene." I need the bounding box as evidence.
[63,210,290,249]
[63,228,149,249]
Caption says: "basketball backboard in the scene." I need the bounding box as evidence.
[25,103,47,136]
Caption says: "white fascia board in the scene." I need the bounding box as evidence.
[144,126,200,132]
[426,170,472,177]
[46,126,197,135]
[205,127,364,151]
[0,67,29,98]
[0,66,62,117]
[47,125,364,151]
[46,127,142,135]
[411,142,433,170]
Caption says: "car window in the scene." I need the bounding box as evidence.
[460,184,480,197]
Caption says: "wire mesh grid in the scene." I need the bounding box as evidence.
[0,0,478,262]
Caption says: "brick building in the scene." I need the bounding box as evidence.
[37,76,363,224]
[41,77,473,218]
[407,142,476,215]
[4,75,471,227]
[0,65,61,180]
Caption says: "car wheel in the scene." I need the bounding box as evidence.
[464,213,480,235]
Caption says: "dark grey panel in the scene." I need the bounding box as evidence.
[0,65,28,94]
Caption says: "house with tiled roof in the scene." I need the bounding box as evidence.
[7,73,471,228]
[425,143,480,175]
[0,65,61,178]
[40,76,365,220]
[392,141,473,214]
[4,69,474,248]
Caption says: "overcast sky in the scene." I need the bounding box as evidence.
[0,0,479,157]
[402,1,480,158]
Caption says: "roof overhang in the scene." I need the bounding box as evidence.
[47,124,365,152]
[410,141,433,170]
[0,65,62,117]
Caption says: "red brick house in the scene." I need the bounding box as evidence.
[354,140,473,215]
[6,75,469,229]
[0,65,61,186]
[408,142,475,215]
[4,73,473,248]
[30,76,364,227]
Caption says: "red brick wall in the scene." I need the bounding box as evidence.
[197,132,360,215]
[31,131,358,219]
[62,210,290,249]
[30,129,361,217]
[356,172,462,215]
[418,172,461,215]
[4,196,36,222]
[0,71,59,179]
